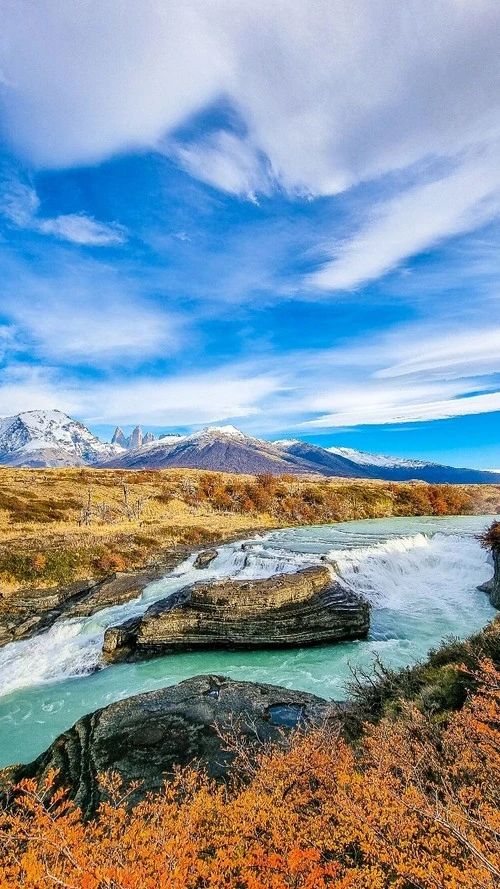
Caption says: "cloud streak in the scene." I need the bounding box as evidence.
[1,179,125,245]
[308,153,500,290]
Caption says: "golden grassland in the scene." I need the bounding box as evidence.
[0,466,499,593]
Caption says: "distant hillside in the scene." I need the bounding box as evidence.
[101,426,330,475]
[0,410,499,484]
[325,444,500,484]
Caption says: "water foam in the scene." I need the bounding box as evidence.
[0,520,494,698]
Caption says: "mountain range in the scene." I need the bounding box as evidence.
[0,410,498,484]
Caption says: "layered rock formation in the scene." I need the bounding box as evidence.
[478,547,500,610]
[0,675,334,817]
[193,548,219,569]
[0,561,183,647]
[103,566,370,662]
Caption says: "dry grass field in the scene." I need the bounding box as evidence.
[1,466,499,594]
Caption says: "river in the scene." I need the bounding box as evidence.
[0,514,497,768]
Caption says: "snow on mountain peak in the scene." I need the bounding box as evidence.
[327,445,427,469]
[0,409,122,466]
[274,439,301,448]
[192,425,248,440]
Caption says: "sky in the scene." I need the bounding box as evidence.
[1,1,500,468]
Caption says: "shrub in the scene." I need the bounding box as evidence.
[480,520,500,550]
[94,551,127,573]
[1,659,499,889]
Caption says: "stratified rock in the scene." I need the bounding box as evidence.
[65,570,162,618]
[103,566,370,662]
[0,675,334,817]
[0,557,185,648]
[193,548,218,569]
[0,579,98,647]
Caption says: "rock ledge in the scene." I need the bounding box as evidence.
[103,566,370,662]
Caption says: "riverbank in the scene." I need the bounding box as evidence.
[1,615,499,888]
[0,515,496,770]
[2,466,499,597]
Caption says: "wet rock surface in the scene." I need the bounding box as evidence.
[0,553,185,647]
[0,675,335,817]
[193,548,219,569]
[479,548,500,609]
[103,566,370,662]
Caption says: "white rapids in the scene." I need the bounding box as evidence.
[0,515,497,768]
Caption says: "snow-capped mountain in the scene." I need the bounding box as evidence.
[324,445,500,484]
[0,410,123,467]
[1,411,499,483]
[273,439,500,483]
[100,425,328,474]
[274,439,369,478]
[101,426,500,483]
[327,446,427,469]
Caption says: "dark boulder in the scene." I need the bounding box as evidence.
[0,675,334,817]
[193,548,219,569]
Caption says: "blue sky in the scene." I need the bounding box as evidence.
[1,1,500,467]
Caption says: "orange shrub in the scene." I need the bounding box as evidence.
[94,551,127,573]
[30,553,47,573]
[1,661,498,889]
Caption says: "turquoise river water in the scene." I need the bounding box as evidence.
[0,514,497,768]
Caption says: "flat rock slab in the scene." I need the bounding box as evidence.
[0,550,187,647]
[103,566,370,662]
[0,675,335,818]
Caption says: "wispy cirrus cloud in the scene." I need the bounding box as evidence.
[1,178,125,245]
[297,323,500,428]
[167,131,272,200]
[303,391,500,428]
[0,362,280,427]
[0,251,182,366]
[308,152,500,291]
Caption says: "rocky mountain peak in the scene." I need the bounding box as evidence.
[112,427,128,448]
[0,409,122,467]
[129,426,143,450]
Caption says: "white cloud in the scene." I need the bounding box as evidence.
[167,131,271,199]
[376,327,500,381]
[296,323,500,427]
[1,180,39,225]
[304,391,500,428]
[1,252,181,365]
[0,364,280,427]
[13,298,177,363]
[308,154,500,290]
[86,371,280,425]
[2,319,500,432]
[1,179,125,245]
[37,214,125,246]
[1,1,499,193]
[2,2,500,283]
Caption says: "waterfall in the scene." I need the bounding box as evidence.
[0,518,493,699]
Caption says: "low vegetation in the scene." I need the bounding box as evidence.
[1,621,499,888]
[1,467,499,593]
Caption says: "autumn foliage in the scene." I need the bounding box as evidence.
[1,660,499,889]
